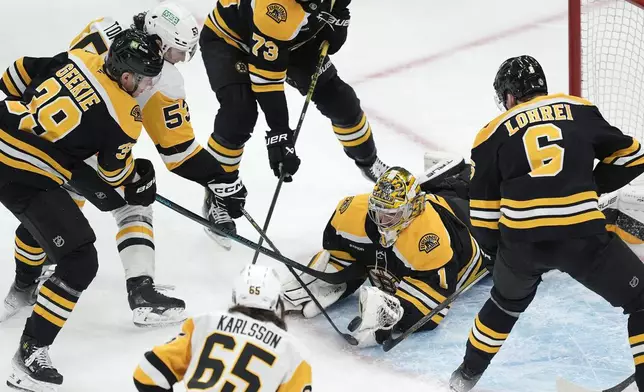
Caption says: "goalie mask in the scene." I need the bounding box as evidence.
[368,167,425,248]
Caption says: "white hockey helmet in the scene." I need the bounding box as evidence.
[232,265,282,312]
[144,2,200,62]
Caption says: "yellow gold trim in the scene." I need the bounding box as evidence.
[403,277,447,302]
[40,286,76,311]
[16,237,44,254]
[252,83,284,93]
[395,290,444,325]
[471,199,501,209]
[340,127,372,147]
[500,191,597,209]
[33,304,65,327]
[207,138,242,157]
[468,330,500,354]
[0,151,63,185]
[15,58,32,86]
[475,315,508,340]
[629,333,644,346]
[116,226,154,240]
[500,210,605,229]
[15,252,46,266]
[332,114,367,135]
[248,65,286,80]
[0,128,72,179]
[2,72,20,97]
[603,139,640,164]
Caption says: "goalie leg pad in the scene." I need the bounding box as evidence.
[281,250,347,318]
[611,185,644,259]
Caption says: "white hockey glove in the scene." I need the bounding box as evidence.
[346,286,404,348]
[281,250,347,318]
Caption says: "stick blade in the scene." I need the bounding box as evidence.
[556,377,596,392]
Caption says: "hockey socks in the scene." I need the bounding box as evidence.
[628,311,644,389]
[24,276,80,345]
[463,297,519,374]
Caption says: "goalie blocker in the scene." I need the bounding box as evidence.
[282,165,490,347]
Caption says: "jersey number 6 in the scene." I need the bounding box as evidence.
[187,332,276,391]
[522,124,564,178]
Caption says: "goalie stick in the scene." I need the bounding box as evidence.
[382,268,491,352]
[250,0,337,265]
[556,374,635,392]
[241,207,359,345]
[155,194,363,285]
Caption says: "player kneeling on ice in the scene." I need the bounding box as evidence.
[133,265,312,392]
[282,165,491,347]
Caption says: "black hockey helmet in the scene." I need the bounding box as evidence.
[493,55,548,110]
[104,28,163,80]
[295,0,324,13]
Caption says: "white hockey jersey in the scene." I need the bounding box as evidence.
[69,17,202,172]
[134,310,312,391]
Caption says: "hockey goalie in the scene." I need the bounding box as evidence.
[282,157,491,347]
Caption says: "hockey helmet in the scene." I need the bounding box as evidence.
[105,29,164,96]
[295,0,324,13]
[368,167,425,248]
[493,55,548,110]
[142,2,200,62]
[232,265,282,313]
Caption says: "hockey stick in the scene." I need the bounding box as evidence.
[251,1,337,265]
[241,207,359,345]
[555,374,635,392]
[382,268,491,352]
[155,194,361,285]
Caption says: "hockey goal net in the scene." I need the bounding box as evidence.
[569,0,644,140]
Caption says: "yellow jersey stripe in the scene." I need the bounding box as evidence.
[340,127,372,147]
[404,277,447,302]
[207,137,243,157]
[332,114,367,135]
[214,7,242,40]
[500,210,605,229]
[2,72,20,97]
[0,151,63,185]
[395,290,444,325]
[252,83,284,93]
[475,315,509,340]
[15,252,46,266]
[40,286,76,311]
[0,128,72,179]
[15,58,32,86]
[627,155,644,168]
[15,237,44,254]
[471,199,501,209]
[501,191,597,209]
[468,330,501,354]
[166,146,202,171]
[34,304,66,327]
[635,355,644,366]
[603,139,640,164]
[249,65,286,80]
[630,334,644,346]
[606,224,644,245]
[116,226,154,240]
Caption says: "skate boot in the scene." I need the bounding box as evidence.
[357,156,390,183]
[449,363,483,392]
[7,336,63,392]
[202,188,235,250]
[1,279,39,323]
[127,276,186,327]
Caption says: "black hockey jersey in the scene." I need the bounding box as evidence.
[469,93,644,252]
[321,193,486,330]
[0,49,142,189]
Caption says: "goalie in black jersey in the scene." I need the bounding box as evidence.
[198,0,391,247]
[0,30,163,392]
[449,56,644,392]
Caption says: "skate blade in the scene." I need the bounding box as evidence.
[7,371,60,392]
[133,307,187,328]
[0,300,28,323]
[203,227,232,251]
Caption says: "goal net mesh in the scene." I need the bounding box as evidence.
[581,0,644,139]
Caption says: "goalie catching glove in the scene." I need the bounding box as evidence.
[347,286,404,348]
[281,251,347,318]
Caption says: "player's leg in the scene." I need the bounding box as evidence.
[111,203,186,326]
[200,32,257,249]
[450,240,545,392]
[286,41,389,182]
[0,185,98,390]
[560,232,644,390]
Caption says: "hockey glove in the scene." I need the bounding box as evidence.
[207,177,247,219]
[265,129,300,182]
[317,7,350,55]
[347,286,404,347]
[124,159,157,206]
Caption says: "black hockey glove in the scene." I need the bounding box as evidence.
[317,7,350,55]
[207,178,247,219]
[266,129,301,182]
[124,159,157,206]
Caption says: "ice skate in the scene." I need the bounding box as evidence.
[7,336,62,392]
[202,188,235,250]
[127,276,186,327]
[449,363,483,392]
[1,280,38,323]
[357,156,389,183]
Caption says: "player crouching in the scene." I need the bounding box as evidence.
[282,165,491,347]
[133,265,312,392]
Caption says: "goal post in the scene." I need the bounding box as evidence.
[569,0,644,139]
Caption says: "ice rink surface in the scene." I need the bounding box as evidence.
[0,0,637,391]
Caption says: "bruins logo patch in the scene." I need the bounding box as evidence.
[419,233,440,253]
[130,105,142,122]
[266,3,287,23]
[235,61,248,74]
[470,160,476,180]
[339,196,354,214]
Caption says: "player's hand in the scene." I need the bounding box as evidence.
[124,159,157,206]
[207,177,247,219]
[265,128,300,182]
[317,7,350,55]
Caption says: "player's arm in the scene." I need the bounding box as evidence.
[277,358,312,392]
[584,106,644,194]
[134,318,194,392]
[69,17,123,56]
[140,88,226,186]
[468,125,502,255]
[0,56,57,99]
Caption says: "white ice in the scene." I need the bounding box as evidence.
[0,0,636,391]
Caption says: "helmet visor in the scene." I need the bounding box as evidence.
[368,199,405,231]
[164,45,197,63]
[131,72,162,97]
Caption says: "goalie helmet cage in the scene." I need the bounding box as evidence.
[569,0,644,141]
